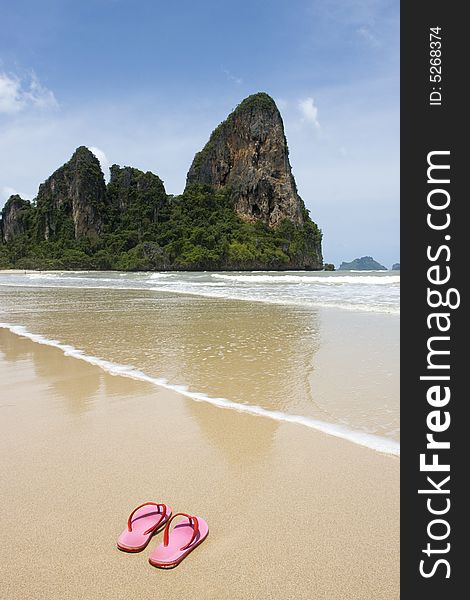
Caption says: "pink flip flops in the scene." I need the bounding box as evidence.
[117,502,172,552]
[148,512,209,568]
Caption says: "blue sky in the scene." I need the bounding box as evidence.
[0,0,399,266]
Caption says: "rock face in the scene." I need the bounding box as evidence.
[339,256,387,271]
[186,93,305,228]
[36,146,107,241]
[1,95,323,271]
[392,263,400,271]
[1,195,33,243]
[107,165,167,227]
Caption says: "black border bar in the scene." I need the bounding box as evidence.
[401,3,466,597]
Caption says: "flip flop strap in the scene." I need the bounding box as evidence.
[163,512,199,551]
[127,502,167,535]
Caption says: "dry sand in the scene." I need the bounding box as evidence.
[0,329,399,599]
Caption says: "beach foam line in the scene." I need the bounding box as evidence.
[0,280,400,315]
[0,322,399,457]
[211,274,400,285]
[147,286,400,315]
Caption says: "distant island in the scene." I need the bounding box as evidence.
[392,263,400,270]
[0,93,323,272]
[339,256,387,271]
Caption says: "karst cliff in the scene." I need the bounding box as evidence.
[1,93,322,271]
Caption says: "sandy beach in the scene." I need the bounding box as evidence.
[0,328,399,599]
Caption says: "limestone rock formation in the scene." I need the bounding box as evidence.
[186,93,307,229]
[0,195,33,243]
[339,256,387,271]
[107,165,168,228]
[1,94,323,270]
[36,146,107,241]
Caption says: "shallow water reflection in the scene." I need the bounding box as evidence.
[0,284,399,441]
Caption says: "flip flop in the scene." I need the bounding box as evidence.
[117,502,172,552]
[148,512,209,568]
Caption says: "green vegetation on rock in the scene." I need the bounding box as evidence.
[1,93,323,271]
[1,182,322,271]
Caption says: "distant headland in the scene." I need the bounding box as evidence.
[339,256,387,271]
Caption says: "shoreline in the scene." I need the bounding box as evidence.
[0,268,399,274]
[0,269,400,317]
[1,267,327,274]
[0,328,399,599]
[0,321,400,456]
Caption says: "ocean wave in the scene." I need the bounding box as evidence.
[348,270,389,273]
[211,274,400,285]
[26,273,60,280]
[146,279,226,288]
[148,273,176,280]
[24,273,124,284]
[0,321,399,457]
[0,280,399,314]
[148,286,400,314]
[1,271,400,315]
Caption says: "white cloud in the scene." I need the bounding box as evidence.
[88,146,110,179]
[283,83,399,265]
[357,25,380,47]
[222,67,243,85]
[0,71,58,114]
[298,97,321,130]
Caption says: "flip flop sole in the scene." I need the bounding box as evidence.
[117,518,170,552]
[149,518,209,569]
[117,505,172,553]
[148,530,209,568]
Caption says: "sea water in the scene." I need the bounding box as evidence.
[0,270,399,455]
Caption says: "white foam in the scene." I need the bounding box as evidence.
[0,322,399,457]
[0,279,399,315]
[148,273,175,280]
[0,270,400,315]
[348,270,388,273]
[211,274,400,285]
[26,273,60,280]
[149,286,400,315]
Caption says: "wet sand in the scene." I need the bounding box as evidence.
[0,329,399,599]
